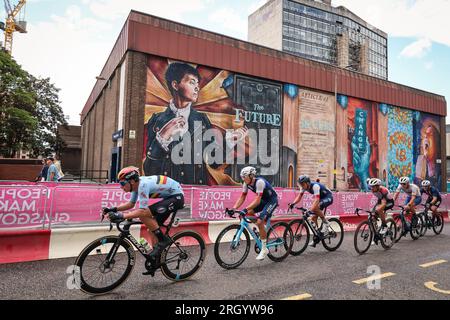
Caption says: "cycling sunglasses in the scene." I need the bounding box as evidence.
[119,180,128,187]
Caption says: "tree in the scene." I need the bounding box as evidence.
[0,50,67,158]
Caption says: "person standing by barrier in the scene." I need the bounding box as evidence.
[54,155,65,181]
[46,157,61,182]
[35,157,49,182]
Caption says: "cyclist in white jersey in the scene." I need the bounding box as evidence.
[103,167,184,262]
[393,176,422,216]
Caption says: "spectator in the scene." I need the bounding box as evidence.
[35,158,49,182]
[54,154,65,181]
[46,157,60,182]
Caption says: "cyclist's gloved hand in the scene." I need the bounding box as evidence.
[108,211,124,222]
[288,203,295,210]
[225,208,235,217]
[102,207,117,215]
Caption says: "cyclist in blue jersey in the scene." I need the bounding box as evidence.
[229,166,279,261]
[288,175,333,240]
[420,180,442,218]
[102,166,184,263]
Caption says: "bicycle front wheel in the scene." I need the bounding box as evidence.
[288,219,310,256]
[432,214,444,235]
[410,214,423,240]
[214,224,250,269]
[380,218,397,250]
[267,222,293,262]
[393,215,404,243]
[354,221,373,255]
[321,218,344,251]
[74,236,135,295]
[160,230,206,281]
[419,213,428,237]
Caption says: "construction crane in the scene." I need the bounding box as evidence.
[0,0,27,55]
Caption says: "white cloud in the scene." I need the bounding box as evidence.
[400,38,432,58]
[332,0,450,47]
[208,7,248,39]
[248,0,268,14]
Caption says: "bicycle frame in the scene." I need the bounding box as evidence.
[354,208,382,240]
[230,213,282,250]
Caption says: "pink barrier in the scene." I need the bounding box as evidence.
[0,182,449,229]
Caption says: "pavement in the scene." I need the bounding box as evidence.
[1,223,449,300]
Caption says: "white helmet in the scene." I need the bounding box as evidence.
[421,180,431,187]
[399,176,410,184]
[240,166,256,179]
[368,178,382,187]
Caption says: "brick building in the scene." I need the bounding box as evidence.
[81,11,446,191]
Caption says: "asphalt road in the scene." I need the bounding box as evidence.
[1,223,450,300]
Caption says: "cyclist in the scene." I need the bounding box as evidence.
[420,180,442,219]
[393,176,422,225]
[229,166,278,261]
[288,175,333,244]
[102,167,184,265]
[368,178,394,235]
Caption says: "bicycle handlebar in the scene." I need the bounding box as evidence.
[225,208,258,224]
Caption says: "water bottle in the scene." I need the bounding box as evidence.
[139,238,151,253]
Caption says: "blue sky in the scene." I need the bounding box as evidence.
[2,0,449,124]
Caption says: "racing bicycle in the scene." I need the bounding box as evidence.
[214,208,293,269]
[288,207,344,255]
[417,204,444,237]
[73,211,206,295]
[393,205,424,243]
[353,207,397,254]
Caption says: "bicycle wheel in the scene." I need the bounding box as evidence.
[160,230,206,281]
[214,224,250,269]
[267,222,293,262]
[321,218,344,251]
[354,221,373,255]
[74,236,135,295]
[288,219,310,256]
[432,214,444,235]
[419,213,428,237]
[393,215,404,243]
[410,214,423,240]
[380,218,397,250]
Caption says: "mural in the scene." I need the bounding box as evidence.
[143,56,282,186]
[297,89,335,187]
[387,106,414,190]
[413,113,442,190]
[338,95,379,191]
[141,56,443,190]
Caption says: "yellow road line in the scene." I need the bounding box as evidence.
[419,260,447,268]
[424,282,450,295]
[282,293,312,300]
[352,272,396,284]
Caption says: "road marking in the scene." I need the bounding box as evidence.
[424,282,450,295]
[282,293,312,300]
[352,272,396,285]
[419,260,447,268]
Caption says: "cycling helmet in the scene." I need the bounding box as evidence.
[421,180,431,187]
[117,166,140,181]
[240,166,257,179]
[399,176,410,184]
[298,175,311,184]
[368,178,382,187]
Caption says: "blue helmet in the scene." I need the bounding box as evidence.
[298,175,311,184]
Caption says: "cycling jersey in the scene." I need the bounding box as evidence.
[395,183,421,197]
[301,182,333,200]
[420,186,442,202]
[243,177,278,202]
[373,186,393,201]
[130,175,184,209]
